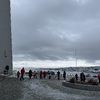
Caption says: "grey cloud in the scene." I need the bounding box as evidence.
[11,0,100,63]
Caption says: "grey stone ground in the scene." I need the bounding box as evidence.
[22,79,100,100]
[0,76,23,100]
[0,76,100,100]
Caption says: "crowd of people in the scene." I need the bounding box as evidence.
[17,67,25,80]
[16,67,66,80]
[16,67,100,83]
[74,73,86,81]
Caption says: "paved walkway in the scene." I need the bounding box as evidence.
[0,76,100,100]
[21,78,100,100]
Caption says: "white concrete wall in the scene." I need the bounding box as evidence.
[0,0,12,73]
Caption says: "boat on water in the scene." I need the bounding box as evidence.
[92,69,100,73]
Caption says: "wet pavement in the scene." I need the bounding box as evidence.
[21,78,100,100]
[0,77,100,100]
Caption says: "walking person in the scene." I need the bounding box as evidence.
[63,70,66,80]
[20,67,25,80]
[29,69,32,79]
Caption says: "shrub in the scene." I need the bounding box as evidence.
[87,79,98,85]
[88,79,94,83]
[69,77,76,83]
[92,80,98,85]
[68,77,98,85]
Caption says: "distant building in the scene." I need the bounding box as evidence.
[0,0,12,73]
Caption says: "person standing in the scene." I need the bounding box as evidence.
[5,65,9,71]
[80,72,83,81]
[63,70,66,80]
[83,74,86,82]
[17,71,20,78]
[4,65,9,74]
[75,74,78,80]
[57,71,60,80]
[20,67,25,80]
[43,71,46,78]
[29,69,32,79]
[40,70,42,79]
[33,71,37,78]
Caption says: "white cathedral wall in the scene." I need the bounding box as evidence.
[0,0,12,73]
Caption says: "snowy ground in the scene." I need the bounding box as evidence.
[0,75,100,100]
[20,78,100,100]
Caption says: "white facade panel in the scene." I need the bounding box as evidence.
[0,0,12,73]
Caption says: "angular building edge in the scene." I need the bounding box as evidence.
[9,0,13,75]
[0,0,13,74]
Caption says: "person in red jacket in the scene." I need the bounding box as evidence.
[43,71,46,78]
[20,67,25,80]
[98,74,100,83]
[17,71,20,78]
[40,70,42,79]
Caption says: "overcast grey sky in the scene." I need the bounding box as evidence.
[11,0,100,67]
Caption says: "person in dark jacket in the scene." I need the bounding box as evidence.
[57,71,60,80]
[63,71,66,80]
[4,65,9,74]
[75,74,78,80]
[29,69,32,79]
[5,65,9,71]
[83,74,86,82]
[80,72,85,81]
[80,72,83,81]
